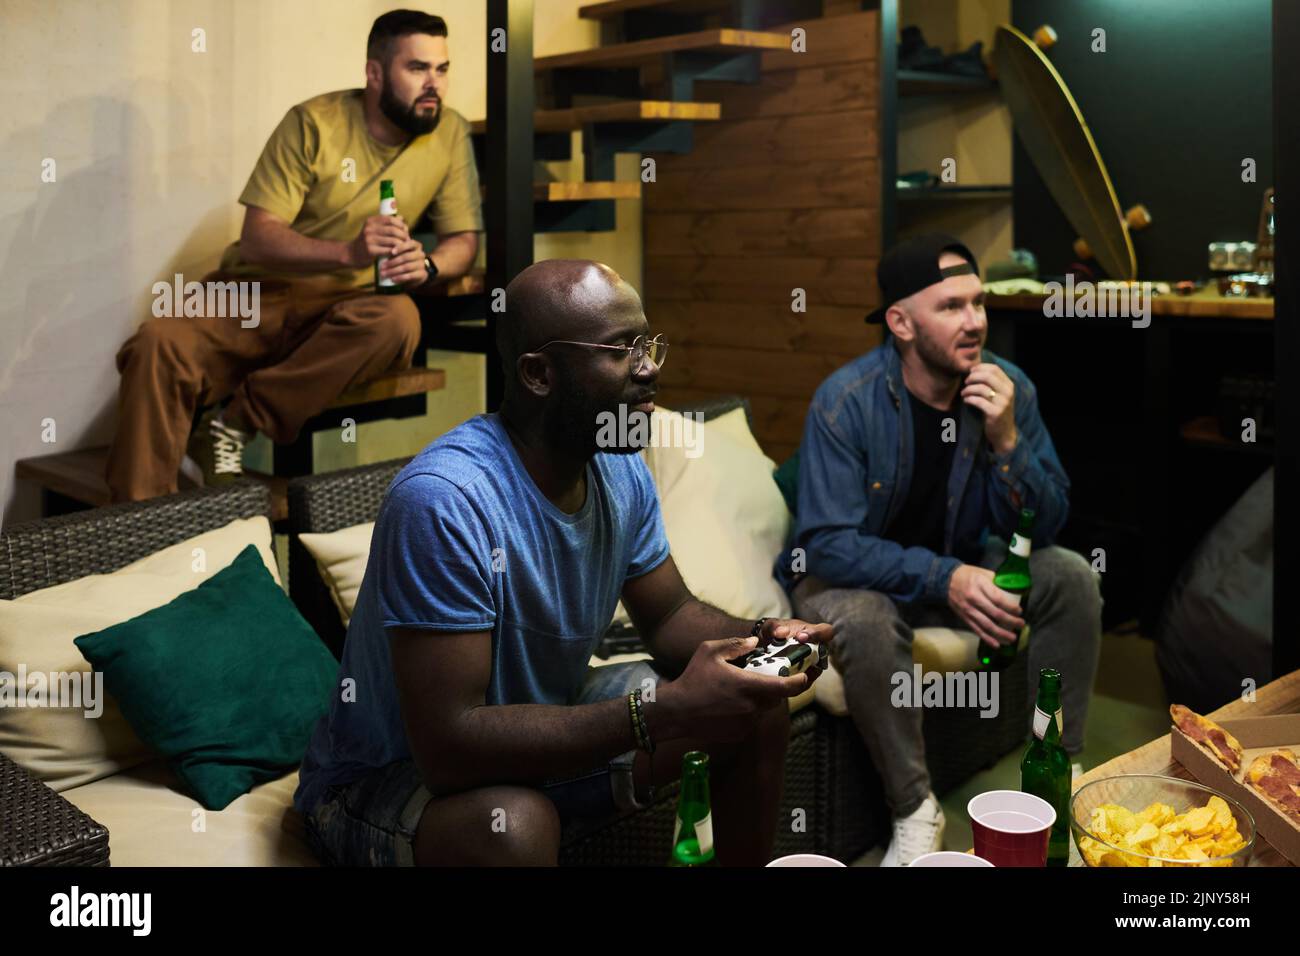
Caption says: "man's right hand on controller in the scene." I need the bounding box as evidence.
[646,636,807,744]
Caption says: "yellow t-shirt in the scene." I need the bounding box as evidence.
[219,89,483,288]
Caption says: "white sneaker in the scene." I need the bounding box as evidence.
[880,793,945,867]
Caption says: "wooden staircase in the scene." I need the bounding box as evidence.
[420,0,795,367]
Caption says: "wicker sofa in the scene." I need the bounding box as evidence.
[0,397,1029,866]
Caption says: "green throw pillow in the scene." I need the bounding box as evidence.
[74,544,338,810]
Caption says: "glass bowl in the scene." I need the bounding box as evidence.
[1071,773,1255,868]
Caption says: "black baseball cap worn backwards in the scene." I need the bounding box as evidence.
[865,232,980,324]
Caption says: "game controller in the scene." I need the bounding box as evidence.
[731,634,827,677]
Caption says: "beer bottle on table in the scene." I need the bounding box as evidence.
[979,508,1035,671]
[668,751,715,867]
[1021,667,1071,867]
[375,179,401,295]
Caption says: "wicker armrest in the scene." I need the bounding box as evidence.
[0,751,109,866]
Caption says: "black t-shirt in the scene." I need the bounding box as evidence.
[886,390,958,553]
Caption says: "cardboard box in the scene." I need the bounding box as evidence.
[1170,713,1300,866]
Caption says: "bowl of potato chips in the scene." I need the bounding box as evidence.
[1071,774,1255,867]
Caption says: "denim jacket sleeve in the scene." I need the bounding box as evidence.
[985,371,1071,544]
[796,396,961,604]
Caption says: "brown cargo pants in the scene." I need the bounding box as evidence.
[105,271,421,502]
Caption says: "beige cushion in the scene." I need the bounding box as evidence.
[638,406,792,620]
[814,627,980,717]
[298,522,375,628]
[61,761,315,866]
[0,517,280,791]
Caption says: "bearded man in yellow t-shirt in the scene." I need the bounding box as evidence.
[106,10,482,502]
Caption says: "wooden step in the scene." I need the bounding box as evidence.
[470,99,720,135]
[479,182,643,201]
[579,0,732,19]
[426,269,486,298]
[17,368,447,520]
[534,28,788,72]
[536,182,641,201]
[16,447,291,522]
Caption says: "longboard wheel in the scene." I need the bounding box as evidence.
[1125,204,1152,230]
[1033,24,1058,49]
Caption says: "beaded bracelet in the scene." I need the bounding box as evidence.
[627,688,654,754]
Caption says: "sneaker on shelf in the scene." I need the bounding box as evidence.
[881,792,945,867]
[941,40,989,78]
[898,25,945,71]
[185,405,250,487]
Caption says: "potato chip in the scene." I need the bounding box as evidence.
[1137,803,1175,828]
[1184,806,1216,835]
[1106,806,1138,833]
[1208,796,1233,830]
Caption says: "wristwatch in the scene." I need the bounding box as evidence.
[751,617,770,638]
[422,254,439,283]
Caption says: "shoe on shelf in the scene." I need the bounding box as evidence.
[898,25,945,71]
[185,405,251,487]
[880,792,946,867]
[942,40,989,78]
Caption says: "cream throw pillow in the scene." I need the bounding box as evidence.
[298,522,375,628]
[639,406,792,620]
[0,516,280,791]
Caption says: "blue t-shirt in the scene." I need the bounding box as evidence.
[293,413,670,815]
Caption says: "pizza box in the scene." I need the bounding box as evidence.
[1170,713,1300,866]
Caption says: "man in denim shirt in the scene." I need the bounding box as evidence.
[781,234,1101,865]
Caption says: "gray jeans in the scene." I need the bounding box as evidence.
[791,539,1102,818]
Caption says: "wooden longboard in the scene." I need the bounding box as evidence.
[993,24,1137,280]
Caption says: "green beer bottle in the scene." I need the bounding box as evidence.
[1021,668,1071,867]
[375,179,401,295]
[979,508,1034,671]
[668,751,715,866]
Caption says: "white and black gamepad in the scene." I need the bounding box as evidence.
[731,635,826,677]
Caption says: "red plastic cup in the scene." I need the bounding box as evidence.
[967,790,1056,867]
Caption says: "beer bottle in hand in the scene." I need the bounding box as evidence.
[375,180,401,294]
[980,508,1034,671]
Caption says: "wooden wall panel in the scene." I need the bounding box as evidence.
[643,8,882,461]
[652,301,883,356]
[648,158,879,212]
[645,207,881,258]
[645,255,876,306]
[696,64,878,120]
[666,109,878,169]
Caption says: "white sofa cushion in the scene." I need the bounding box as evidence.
[0,517,280,791]
[60,761,315,866]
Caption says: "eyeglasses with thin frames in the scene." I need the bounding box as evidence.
[533,333,668,371]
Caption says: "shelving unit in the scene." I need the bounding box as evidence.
[879,0,1012,261]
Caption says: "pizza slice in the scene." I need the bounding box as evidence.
[1170,703,1244,774]
[1245,748,1300,824]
